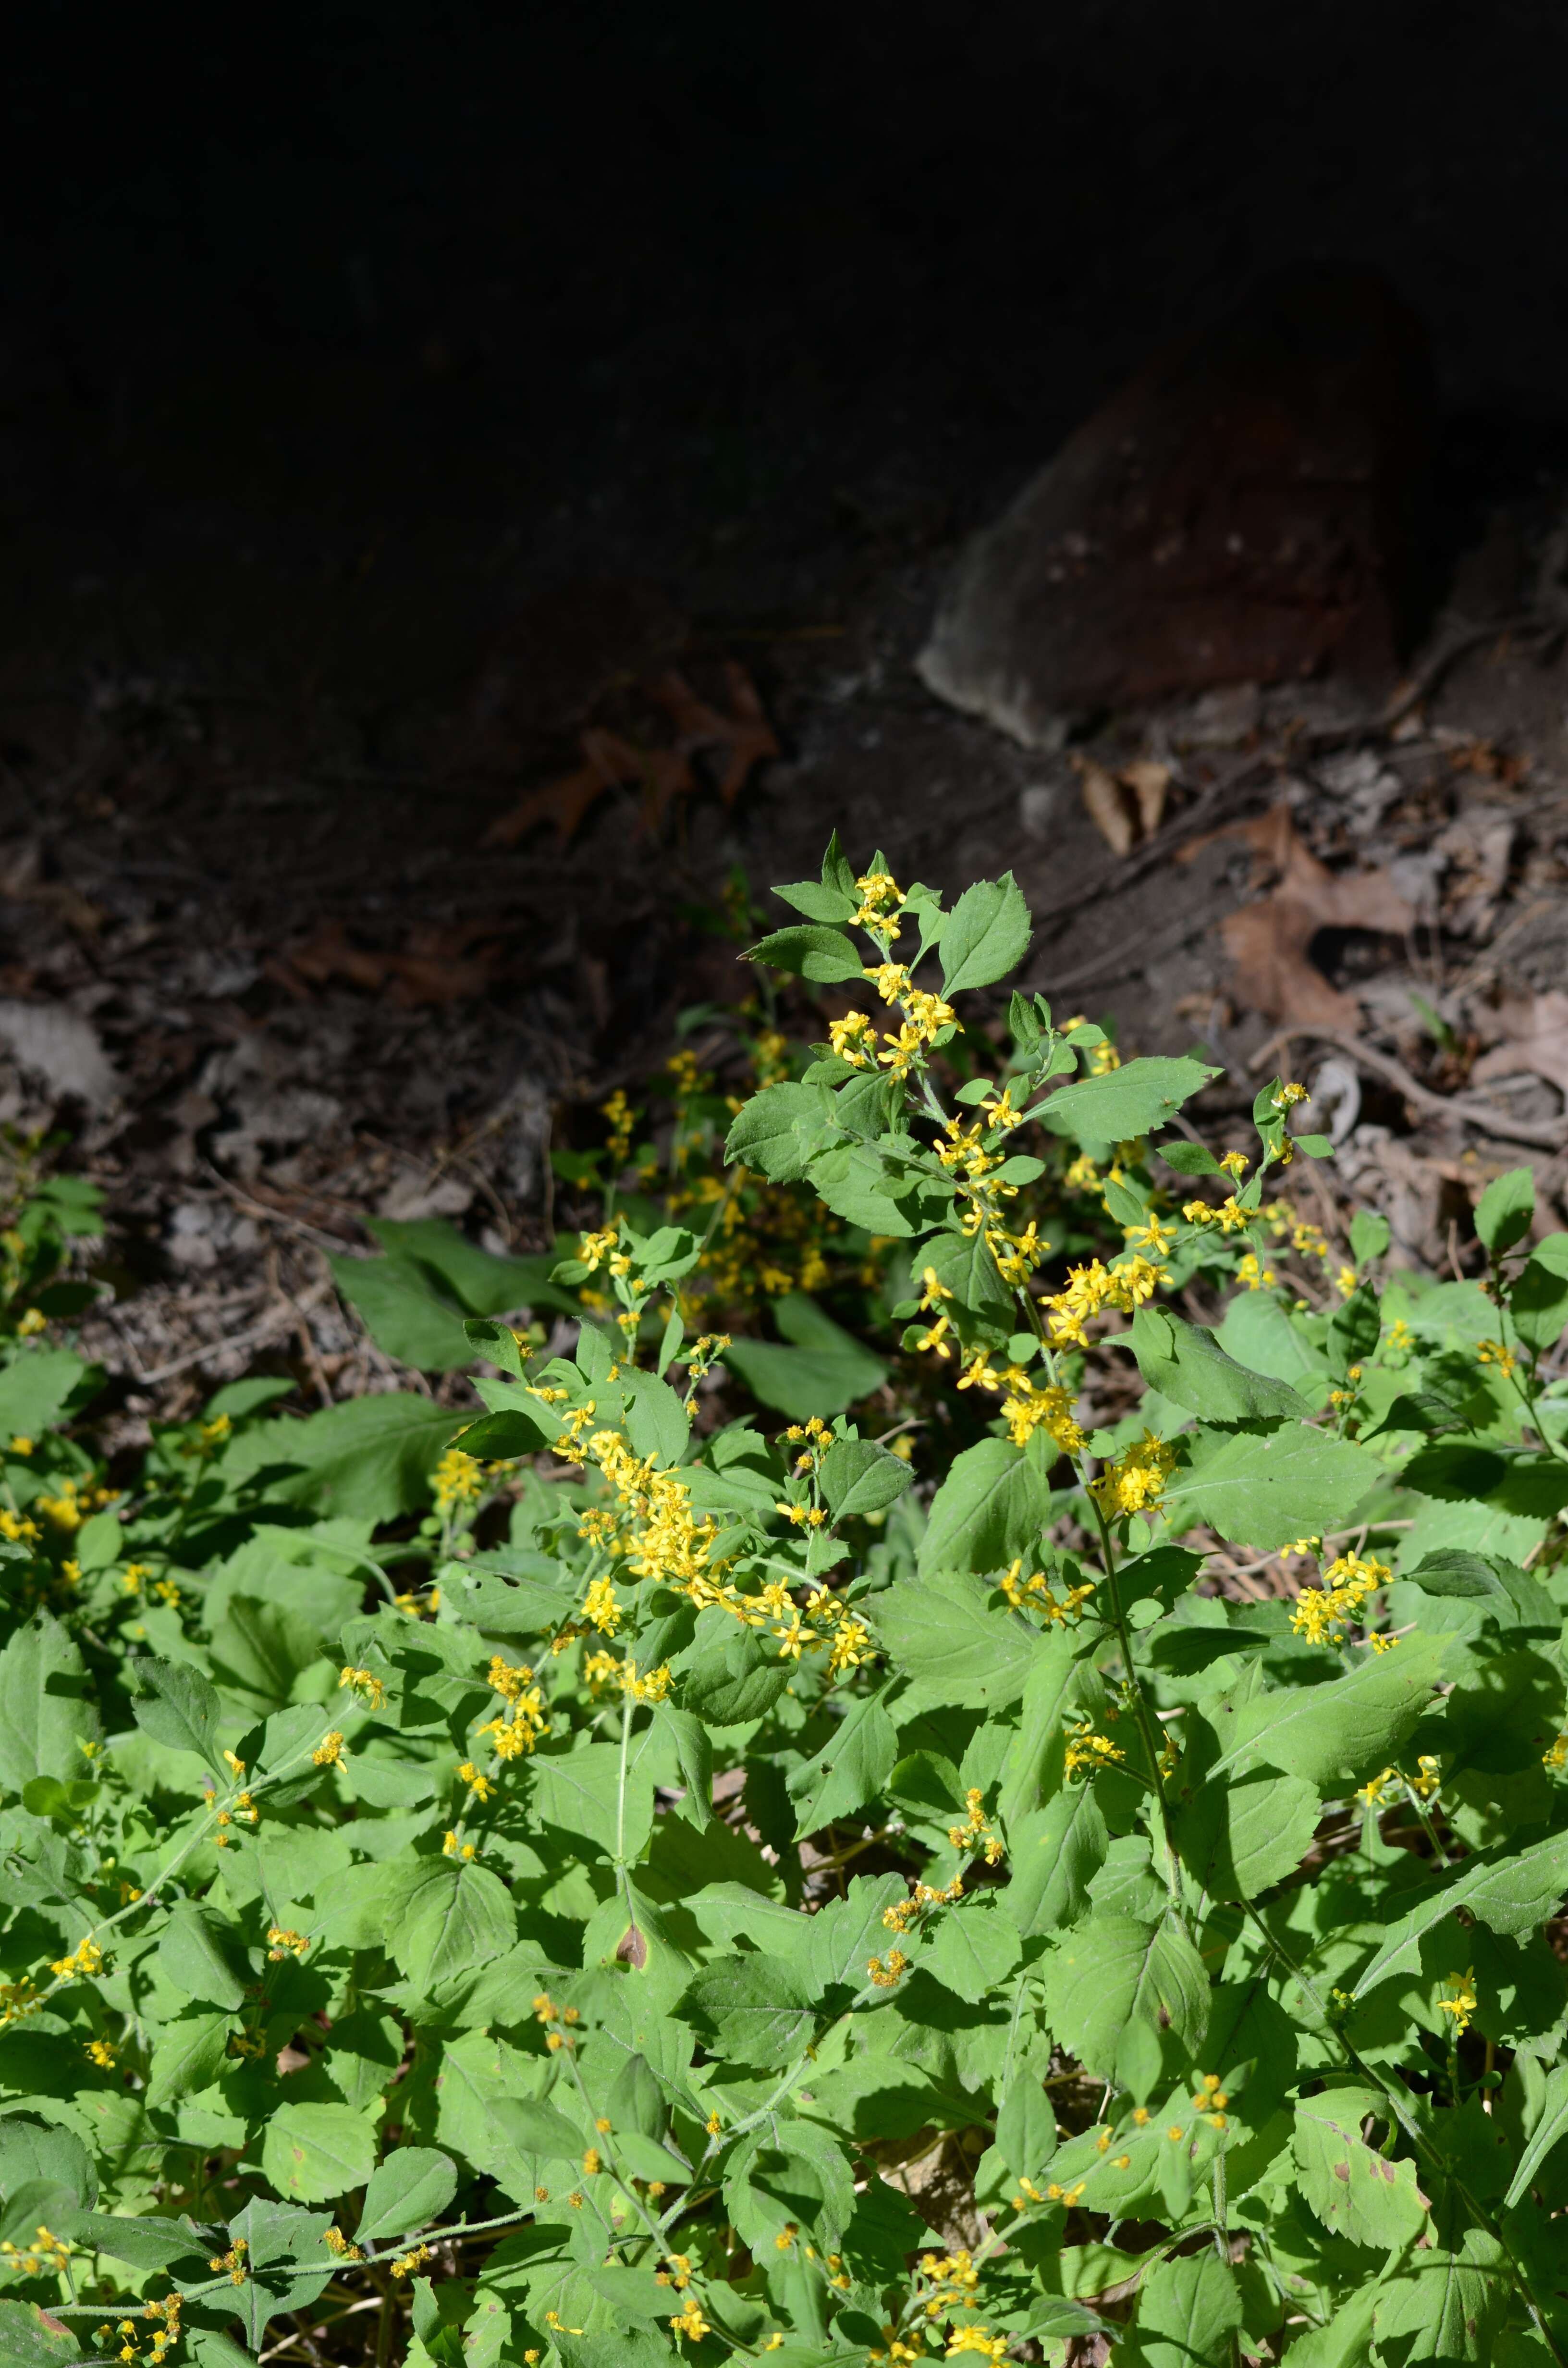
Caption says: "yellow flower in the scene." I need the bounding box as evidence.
[434,1447,484,1513]
[867,1950,909,1987]
[1088,1432,1176,1520]
[1438,1969,1477,2036]
[828,1010,876,1068]
[312,1730,346,1767]
[1064,1719,1123,1778]
[1477,1338,1517,1378]
[338,1665,387,1710]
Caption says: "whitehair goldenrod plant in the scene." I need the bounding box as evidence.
[0,840,1566,2368]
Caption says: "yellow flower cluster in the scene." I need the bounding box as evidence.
[49,1936,104,1984]
[998,1558,1096,1626]
[338,1665,387,1711]
[1088,1432,1176,1520]
[1477,1338,1517,1378]
[476,1656,550,1753]
[1544,1733,1568,1772]
[434,1447,484,1513]
[312,1730,347,1767]
[1041,1256,1168,1349]
[583,1651,673,1704]
[2,2223,73,2278]
[866,1949,910,1987]
[947,1787,1004,1866]
[945,2331,1009,2363]
[266,1925,310,1961]
[1064,1718,1123,1778]
[1290,1551,1391,1645]
[882,1873,965,1936]
[669,2302,711,2346]
[1359,1754,1440,1807]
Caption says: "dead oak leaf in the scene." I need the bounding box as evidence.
[1180,802,1414,1027]
[483,663,777,849]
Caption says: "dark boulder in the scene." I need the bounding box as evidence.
[918,266,1433,745]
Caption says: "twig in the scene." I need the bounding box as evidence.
[135,1276,334,1387]
[1248,1025,1568,1150]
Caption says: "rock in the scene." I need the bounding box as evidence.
[0,1001,119,1108]
[919,267,1433,747]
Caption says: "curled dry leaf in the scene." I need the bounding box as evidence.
[1181,802,1414,1026]
[1074,756,1171,855]
[266,916,508,1008]
[483,663,778,849]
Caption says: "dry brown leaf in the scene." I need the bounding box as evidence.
[1075,756,1171,854]
[1122,759,1171,837]
[483,663,777,849]
[1472,992,1568,1103]
[266,916,506,1009]
[1183,802,1414,1026]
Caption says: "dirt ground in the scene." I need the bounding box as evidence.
[0,467,1564,1443]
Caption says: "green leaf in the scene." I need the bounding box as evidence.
[1476,1166,1535,1254]
[723,1083,837,1183]
[938,874,1032,993]
[0,1615,99,1790]
[772,877,857,924]
[0,2302,78,2368]
[819,1437,912,1521]
[329,1252,474,1371]
[919,1900,1021,2003]
[158,1904,249,2011]
[0,1353,91,1440]
[1172,1769,1321,1901]
[223,1393,464,1520]
[1159,1140,1223,1177]
[72,2212,206,2271]
[1135,2253,1243,2368]
[145,2012,232,2108]
[392,1862,517,1989]
[1042,1912,1209,2093]
[489,2097,584,2163]
[1129,1306,1311,1424]
[1368,2198,1508,2363]
[355,2148,458,2243]
[1349,1208,1392,1267]
[622,1372,690,1468]
[261,2104,379,2203]
[1506,2062,1568,2206]
[878,1571,1050,1708]
[530,1739,655,1859]
[917,1437,1051,1576]
[720,1295,887,1419]
[1514,1246,1568,1354]
[680,1956,816,2066]
[1161,1422,1378,1550]
[747,925,865,983]
[1291,2085,1427,2247]
[367,1220,574,1318]
[210,1595,323,1712]
[787,1686,898,1835]
[1213,1631,1446,1786]
[1355,1827,1568,1997]
[0,2123,94,2207]
[1037,1056,1220,1147]
[912,1227,1017,1337]
[126,1654,224,1771]
[804,1874,908,1994]
[1001,1788,1108,1935]
[806,1143,919,1236]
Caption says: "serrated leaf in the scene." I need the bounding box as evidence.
[1160,1421,1378,1551]
[747,926,865,983]
[158,1904,248,2010]
[1037,1056,1220,1147]
[917,1437,1051,1577]
[1213,1632,1446,1787]
[146,2013,232,2109]
[354,2148,457,2243]
[1291,2086,1426,2247]
[1042,1911,1208,2094]
[1355,1827,1568,1997]
[723,1083,838,1183]
[680,1956,816,2066]
[1172,1768,1321,1901]
[1135,2252,1243,2368]
[261,2105,378,2202]
[919,1900,1021,2003]
[1129,1306,1311,1424]
[786,1686,898,1836]
[878,1571,1049,1708]
[0,1616,100,1791]
[938,874,1032,994]
[819,1437,912,1522]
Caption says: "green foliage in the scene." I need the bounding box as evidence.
[0,851,1567,2368]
